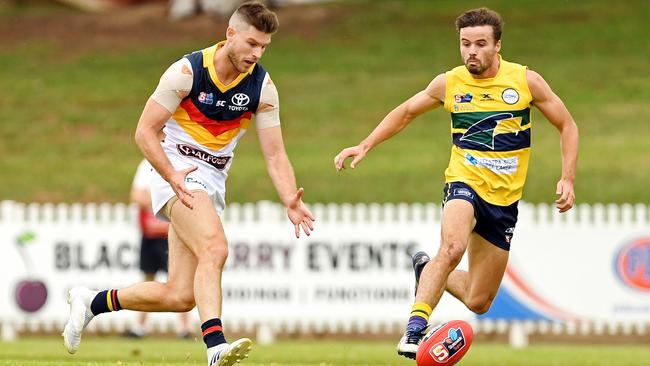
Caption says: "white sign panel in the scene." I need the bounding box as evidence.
[1,201,649,334]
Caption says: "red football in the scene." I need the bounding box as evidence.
[416,320,473,366]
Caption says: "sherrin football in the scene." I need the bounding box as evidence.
[416,320,473,366]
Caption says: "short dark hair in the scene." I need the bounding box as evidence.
[455,7,503,42]
[235,1,279,34]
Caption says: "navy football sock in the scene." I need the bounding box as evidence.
[202,318,227,348]
[90,289,122,316]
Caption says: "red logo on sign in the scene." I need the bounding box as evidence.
[615,238,650,291]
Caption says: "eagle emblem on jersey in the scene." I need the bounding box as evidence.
[459,112,524,150]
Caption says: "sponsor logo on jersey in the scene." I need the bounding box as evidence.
[198,92,214,105]
[465,153,518,175]
[454,93,473,103]
[177,144,231,170]
[229,93,250,111]
[231,93,250,106]
[502,88,519,105]
[454,104,475,112]
[479,93,494,101]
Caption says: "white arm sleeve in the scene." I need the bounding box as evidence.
[150,58,193,114]
[255,74,281,130]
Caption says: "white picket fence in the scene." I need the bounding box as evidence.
[1,200,650,345]
[2,200,649,225]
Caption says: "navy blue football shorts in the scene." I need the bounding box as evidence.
[139,236,169,274]
[443,181,518,251]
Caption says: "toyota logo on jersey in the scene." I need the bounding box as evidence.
[231,93,250,107]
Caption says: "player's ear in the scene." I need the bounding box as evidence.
[226,26,236,40]
[495,39,501,53]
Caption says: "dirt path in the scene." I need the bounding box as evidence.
[1,2,343,57]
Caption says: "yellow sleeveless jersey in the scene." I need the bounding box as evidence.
[443,56,532,206]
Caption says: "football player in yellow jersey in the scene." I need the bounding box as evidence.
[63,2,315,366]
[335,7,578,359]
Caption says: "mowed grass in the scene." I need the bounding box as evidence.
[1,336,650,366]
[1,0,649,204]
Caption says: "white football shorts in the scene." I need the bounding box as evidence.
[150,140,232,220]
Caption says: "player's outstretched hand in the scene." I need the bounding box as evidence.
[555,178,575,213]
[168,166,198,209]
[334,145,367,172]
[287,187,315,238]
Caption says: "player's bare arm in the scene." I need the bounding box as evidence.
[135,60,197,209]
[257,126,315,238]
[334,73,446,171]
[256,80,315,238]
[527,69,579,213]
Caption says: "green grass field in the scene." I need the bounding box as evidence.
[1,0,649,204]
[1,336,650,366]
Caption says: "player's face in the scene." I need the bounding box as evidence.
[459,25,501,76]
[227,25,272,73]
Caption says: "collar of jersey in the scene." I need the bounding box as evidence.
[203,41,255,93]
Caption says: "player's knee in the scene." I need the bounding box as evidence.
[466,296,493,314]
[175,299,195,312]
[168,291,195,312]
[202,243,229,269]
[437,241,465,267]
